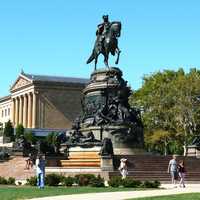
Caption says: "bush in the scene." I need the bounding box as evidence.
[75,174,96,186]
[26,176,37,186]
[45,173,64,186]
[122,178,142,188]
[7,177,15,185]
[3,120,14,141]
[108,176,122,187]
[0,176,8,184]
[62,176,75,186]
[16,124,24,139]
[90,175,105,187]
[142,180,161,188]
[24,131,37,144]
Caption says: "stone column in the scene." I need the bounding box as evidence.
[15,97,19,126]
[23,94,28,128]
[27,93,32,128]
[18,96,23,125]
[11,98,15,126]
[32,92,37,128]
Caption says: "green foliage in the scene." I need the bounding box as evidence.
[26,176,37,186]
[45,173,64,186]
[142,180,160,188]
[108,176,122,187]
[15,124,24,139]
[0,176,8,184]
[122,178,142,188]
[24,131,36,144]
[74,174,96,186]
[7,177,15,185]
[62,176,75,186]
[90,175,105,187]
[130,68,200,155]
[3,120,14,141]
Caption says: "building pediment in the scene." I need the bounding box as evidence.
[10,75,32,91]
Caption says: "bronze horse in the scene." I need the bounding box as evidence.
[87,21,121,70]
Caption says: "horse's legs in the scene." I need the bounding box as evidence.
[115,47,121,65]
[104,52,109,68]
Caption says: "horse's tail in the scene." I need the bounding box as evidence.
[86,51,95,64]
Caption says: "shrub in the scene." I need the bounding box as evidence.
[16,124,24,139]
[108,176,122,187]
[26,176,37,186]
[62,176,75,186]
[122,178,142,188]
[24,131,37,144]
[142,180,160,188]
[90,175,105,187]
[0,176,8,184]
[45,173,64,186]
[3,120,14,141]
[75,174,96,186]
[7,177,15,185]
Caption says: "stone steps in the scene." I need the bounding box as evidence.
[60,151,101,168]
[110,155,200,183]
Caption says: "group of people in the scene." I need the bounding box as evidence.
[118,155,187,188]
[168,155,186,188]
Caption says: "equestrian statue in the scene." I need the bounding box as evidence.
[86,15,121,70]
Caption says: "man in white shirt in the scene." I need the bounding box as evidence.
[36,154,45,189]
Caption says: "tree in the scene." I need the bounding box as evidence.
[3,120,14,141]
[130,68,200,155]
[15,124,24,139]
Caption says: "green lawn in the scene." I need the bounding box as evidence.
[128,193,200,200]
[0,186,140,200]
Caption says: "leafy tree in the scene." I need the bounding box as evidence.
[24,131,36,144]
[15,124,24,139]
[130,68,200,155]
[3,120,14,141]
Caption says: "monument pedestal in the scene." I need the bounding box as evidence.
[187,145,200,158]
[80,67,144,155]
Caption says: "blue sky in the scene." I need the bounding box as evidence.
[0,0,200,97]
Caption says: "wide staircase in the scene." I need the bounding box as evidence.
[0,156,35,180]
[60,151,101,168]
[109,155,200,183]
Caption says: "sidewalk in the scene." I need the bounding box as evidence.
[30,184,200,200]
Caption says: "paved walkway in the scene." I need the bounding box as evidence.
[30,184,200,200]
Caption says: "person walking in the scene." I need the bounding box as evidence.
[36,154,46,189]
[178,160,186,188]
[168,155,178,187]
[118,158,128,179]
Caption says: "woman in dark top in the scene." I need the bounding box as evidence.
[178,160,186,188]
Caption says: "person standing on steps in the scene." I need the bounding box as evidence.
[168,155,178,187]
[178,160,186,188]
[118,158,128,179]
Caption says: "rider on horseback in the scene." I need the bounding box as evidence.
[96,15,111,53]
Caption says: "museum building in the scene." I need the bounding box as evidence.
[0,71,88,129]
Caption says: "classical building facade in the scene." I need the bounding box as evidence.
[0,72,88,129]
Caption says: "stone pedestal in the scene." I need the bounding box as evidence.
[80,67,144,155]
[187,145,200,158]
[100,155,114,171]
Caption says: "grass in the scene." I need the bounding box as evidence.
[128,193,200,200]
[0,186,145,200]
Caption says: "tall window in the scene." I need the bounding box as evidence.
[8,108,10,116]
[1,110,3,118]
[5,109,7,117]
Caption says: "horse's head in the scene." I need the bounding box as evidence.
[110,21,121,38]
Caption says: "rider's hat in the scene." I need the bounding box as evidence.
[102,15,109,20]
